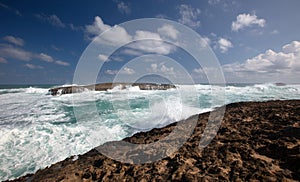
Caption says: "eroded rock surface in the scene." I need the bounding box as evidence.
[10,100,300,181]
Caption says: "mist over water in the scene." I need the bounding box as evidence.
[0,83,300,180]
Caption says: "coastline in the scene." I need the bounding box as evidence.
[48,82,176,95]
[8,100,300,181]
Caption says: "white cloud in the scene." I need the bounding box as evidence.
[129,40,175,55]
[0,44,69,67]
[85,16,111,37]
[218,38,233,53]
[156,14,168,19]
[85,16,132,46]
[208,0,238,12]
[160,64,174,74]
[193,67,220,75]
[85,16,178,55]
[178,4,201,28]
[202,37,211,45]
[98,54,109,62]
[36,14,66,28]
[223,41,300,82]
[198,36,211,48]
[55,60,70,66]
[3,36,24,46]
[0,2,22,16]
[24,63,43,69]
[0,44,32,61]
[134,30,161,40]
[157,24,179,40]
[232,13,266,32]
[51,45,62,51]
[121,49,143,56]
[0,57,7,63]
[208,0,221,5]
[128,30,175,55]
[117,1,131,14]
[270,30,279,35]
[193,67,204,74]
[150,63,158,71]
[106,69,118,75]
[112,57,124,62]
[121,67,135,75]
[39,53,54,62]
[148,63,175,75]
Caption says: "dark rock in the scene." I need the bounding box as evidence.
[275,83,286,86]
[49,82,176,96]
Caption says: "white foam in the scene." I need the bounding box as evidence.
[24,87,48,94]
[1,84,300,180]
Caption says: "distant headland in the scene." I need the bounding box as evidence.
[49,83,176,96]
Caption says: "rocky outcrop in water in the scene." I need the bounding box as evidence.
[49,83,176,96]
[10,100,300,181]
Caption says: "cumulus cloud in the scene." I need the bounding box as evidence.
[218,38,233,53]
[223,41,300,82]
[178,4,201,28]
[85,16,111,37]
[117,1,131,14]
[85,16,132,46]
[129,30,176,55]
[35,14,66,28]
[85,16,177,55]
[24,63,43,69]
[157,24,179,40]
[0,57,7,63]
[232,13,266,32]
[3,36,24,46]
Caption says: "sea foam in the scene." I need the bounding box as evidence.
[0,83,299,180]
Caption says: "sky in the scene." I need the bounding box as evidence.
[0,0,300,84]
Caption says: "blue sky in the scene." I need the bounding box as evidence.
[0,0,300,84]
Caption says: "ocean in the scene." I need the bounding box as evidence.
[0,83,300,180]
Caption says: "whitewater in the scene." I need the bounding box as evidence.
[0,83,300,180]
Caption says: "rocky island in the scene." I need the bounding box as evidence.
[9,100,300,181]
[48,83,176,96]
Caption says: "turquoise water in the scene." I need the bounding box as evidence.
[0,83,300,180]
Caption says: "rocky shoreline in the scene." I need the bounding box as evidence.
[9,100,300,181]
[48,83,176,96]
